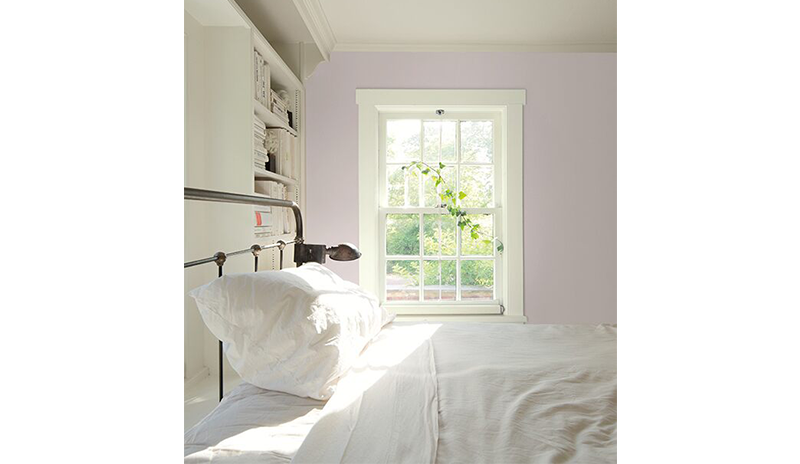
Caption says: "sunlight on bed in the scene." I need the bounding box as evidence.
[291,322,443,462]
[185,324,442,462]
[325,323,442,414]
[186,410,320,459]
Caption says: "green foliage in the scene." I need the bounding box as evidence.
[387,260,419,286]
[403,161,504,253]
[385,213,420,255]
[461,260,494,289]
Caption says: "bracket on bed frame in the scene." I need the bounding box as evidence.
[183,187,361,402]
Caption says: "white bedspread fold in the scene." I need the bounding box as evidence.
[292,323,441,464]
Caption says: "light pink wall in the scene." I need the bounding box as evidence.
[305,52,616,324]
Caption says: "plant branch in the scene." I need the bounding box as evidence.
[403,161,504,253]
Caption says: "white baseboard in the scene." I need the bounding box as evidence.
[184,367,210,390]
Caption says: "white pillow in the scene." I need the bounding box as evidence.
[189,263,394,400]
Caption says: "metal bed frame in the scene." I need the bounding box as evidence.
[184,187,361,401]
[183,187,361,401]
[183,187,304,402]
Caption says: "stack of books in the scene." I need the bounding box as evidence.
[254,180,284,237]
[254,116,269,171]
[254,206,272,238]
[270,89,290,125]
[253,50,270,107]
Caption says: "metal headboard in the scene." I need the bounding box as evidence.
[184,187,303,401]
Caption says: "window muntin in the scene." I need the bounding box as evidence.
[379,113,502,308]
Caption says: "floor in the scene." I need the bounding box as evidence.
[184,371,242,431]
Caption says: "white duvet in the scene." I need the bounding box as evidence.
[186,322,617,463]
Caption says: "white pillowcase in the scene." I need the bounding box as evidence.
[189,263,394,400]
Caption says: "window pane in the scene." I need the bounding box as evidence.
[386,260,419,301]
[423,260,456,301]
[461,214,493,256]
[441,260,457,300]
[423,165,454,207]
[387,120,421,162]
[460,260,494,300]
[423,214,457,256]
[423,120,456,162]
[460,120,493,163]
[441,215,457,256]
[387,165,420,207]
[386,214,419,256]
[459,165,493,207]
[441,121,456,162]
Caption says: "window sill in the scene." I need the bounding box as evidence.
[394,314,527,324]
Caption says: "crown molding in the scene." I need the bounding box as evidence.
[292,0,336,61]
[333,42,616,53]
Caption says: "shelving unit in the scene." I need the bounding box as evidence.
[254,99,297,137]
[184,0,314,408]
[254,166,299,185]
[185,0,305,245]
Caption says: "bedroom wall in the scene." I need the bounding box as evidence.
[304,52,616,324]
[184,11,211,382]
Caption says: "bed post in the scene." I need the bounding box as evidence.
[215,252,226,402]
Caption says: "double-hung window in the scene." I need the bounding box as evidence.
[380,113,502,311]
[357,90,525,322]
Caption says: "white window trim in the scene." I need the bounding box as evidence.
[357,89,526,323]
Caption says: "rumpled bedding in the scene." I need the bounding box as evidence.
[294,322,617,464]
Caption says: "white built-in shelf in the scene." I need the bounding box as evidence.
[254,166,299,185]
[254,99,298,137]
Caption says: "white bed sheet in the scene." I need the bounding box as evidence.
[184,382,325,463]
[432,323,617,463]
[294,322,617,463]
[185,322,617,464]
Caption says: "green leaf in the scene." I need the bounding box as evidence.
[470,231,479,239]
[439,162,445,169]
[435,177,441,187]
[458,191,467,200]
[401,165,406,170]
[482,239,491,244]
[497,243,504,253]
[421,169,430,175]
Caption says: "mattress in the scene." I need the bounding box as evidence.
[186,322,617,463]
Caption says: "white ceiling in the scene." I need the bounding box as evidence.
[318,0,616,52]
[230,0,615,63]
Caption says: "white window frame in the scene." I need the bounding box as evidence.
[357,89,526,323]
